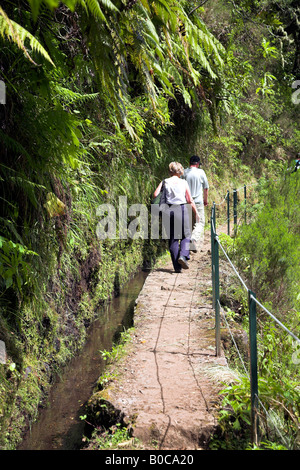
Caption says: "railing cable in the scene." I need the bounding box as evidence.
[210,183,300,447]
[250,295,300,344]
[256,395,290,448]
[218,300,250,378]
[217,236,248,292]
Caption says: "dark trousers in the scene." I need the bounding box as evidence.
[163,204,191,271]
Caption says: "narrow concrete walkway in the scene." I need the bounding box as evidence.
[92,229,228,450]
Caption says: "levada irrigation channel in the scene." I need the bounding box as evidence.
[18,270,148,450]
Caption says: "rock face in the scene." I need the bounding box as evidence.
[87,230,229,450]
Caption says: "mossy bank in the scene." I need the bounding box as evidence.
[0,224,163,450]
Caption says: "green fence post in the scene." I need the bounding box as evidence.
[211,204,220,356]
[213,201,216,233]
[244,184,247,224]
[227,190,230,235]
[248,290,259,446]
[233,189,237,236]
[214,233,221,357]
[211,205,215,307]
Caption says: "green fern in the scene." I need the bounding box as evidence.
[79,0,119,22]
[0,6,55,66]
[53,85,99,106]
[27,0,77,20]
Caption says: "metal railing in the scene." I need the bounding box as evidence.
[214,184,251,236]
[210,186,300,447]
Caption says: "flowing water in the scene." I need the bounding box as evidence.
[18,270,148,450]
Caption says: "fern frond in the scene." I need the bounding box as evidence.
[0,130,34,167]
[79,0,106,21]
[27,0,77,21]
[79,0,118,22]
[53,85,99,106]
[98,0,119,12]
[0,7,55,66]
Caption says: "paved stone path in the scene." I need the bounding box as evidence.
[89,228,228,450]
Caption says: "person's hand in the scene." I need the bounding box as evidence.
[204,200,208,206]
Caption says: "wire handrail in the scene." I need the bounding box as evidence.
[218,299,250,378]
[210,184,300,447]
[250,295,300,344]
[212,207,300,346]
[217,235,248,291]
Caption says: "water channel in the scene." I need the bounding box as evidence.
[18,270,148,450]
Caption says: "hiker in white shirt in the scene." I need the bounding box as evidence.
[183,155,209,252]
[153,162,199,272]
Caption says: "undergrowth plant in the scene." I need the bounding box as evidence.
[214,172,300,450]
[1,0,300,451]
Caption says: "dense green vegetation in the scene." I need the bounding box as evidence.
[216,172,299,450]
[0,0,299,450]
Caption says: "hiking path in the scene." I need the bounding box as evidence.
[88,228,229,450]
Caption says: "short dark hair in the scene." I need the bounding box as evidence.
[190,155,201,165]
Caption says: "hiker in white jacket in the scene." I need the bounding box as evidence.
[183,155,209,253]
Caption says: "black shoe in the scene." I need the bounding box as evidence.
[178,256,189,269]
[175,269,182,273]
